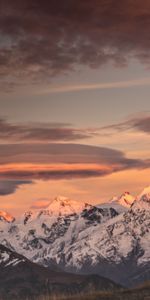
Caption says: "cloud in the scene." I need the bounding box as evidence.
[42,78,150,94]
[1,0,150,88]
[31,198,50,209]
[0,161,149,182]
[0,143,142,165]
[0,143,149,182]
[0,165,116,180]
[0,180,32,196]
[101,114,150,134]
[0,118,95,142]
[0,165,141,181]
[132,116,150,134]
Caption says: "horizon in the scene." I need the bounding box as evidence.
[1,185,150,217]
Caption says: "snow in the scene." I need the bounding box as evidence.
[0,210,15,223]
[0,188,149,272]
[46,196,86,216]
[98,202,127,213]
[111,192,135,208]
[132,185,150,211]
[138,233,150,264]
[0,252,9,262]
[98,191,135,213]
[0,248,25,268]
[138,186,150,198]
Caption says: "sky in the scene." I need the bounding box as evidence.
[0,0,150,215]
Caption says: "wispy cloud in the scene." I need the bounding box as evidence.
[101,114,150,134]
[0,118,96,142]
[41,78,150,94]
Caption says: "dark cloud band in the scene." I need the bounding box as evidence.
[0,143,149,180]
[1,0,150,88]
[0,180,32,196]
[0,142,142,165]
[0,119,94,142]
[0,142,149,195]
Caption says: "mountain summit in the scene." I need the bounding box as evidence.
[99,191,136,213]
[0,211,15,223]
[47,196,87,216]
[20,196,87,225]
[111,191,135,208]
[132,186,150,211]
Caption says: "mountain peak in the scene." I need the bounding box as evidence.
[111,191,135,208]
[118,192,135,207]
[21,196,88,224]
[132,186,150,210]
[139,186,150,199]
[54,195,71,204]
[0,210,15,223]
[46,196,86,216]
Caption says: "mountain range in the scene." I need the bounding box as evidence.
[0,186,150,296]
[0,244,120,299]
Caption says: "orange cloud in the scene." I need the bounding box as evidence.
[31,199,50,209]
[0,163,117,180]
[0,155,149,183]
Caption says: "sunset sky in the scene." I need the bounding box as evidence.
[0,0,150,215]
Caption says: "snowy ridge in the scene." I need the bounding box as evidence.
[19,196,89,225]
[132,186,150,211]
[0,196,119,264]
[47,196,87,216]
[0,187,149,286]
[110,191,135,209]
[98,191,135,213]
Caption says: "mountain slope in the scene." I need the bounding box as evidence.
[0,244,120,300]
[0,197,118,266]
[51,188,149,286]
[0,188,149,287]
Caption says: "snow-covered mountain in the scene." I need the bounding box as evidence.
[98,192,135,213]
[115,191,135,208]
[46,195,87,216]
[134,186,150,210]
[0,210,15,223]
[0,196,118,264]
[20,195,90,226]
[0,244,119,299]
[0,187,149,287]
[36,188,149,286]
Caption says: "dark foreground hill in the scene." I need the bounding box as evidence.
[0,244,120,300]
